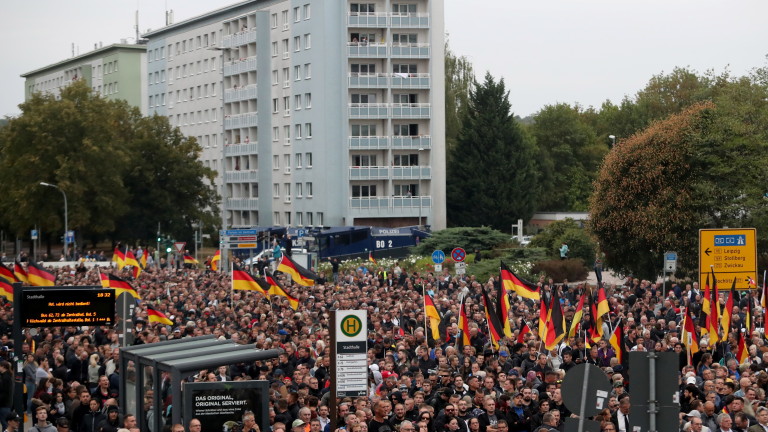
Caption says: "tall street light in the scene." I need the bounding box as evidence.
[40,182,68,260]
[608,135,616,148]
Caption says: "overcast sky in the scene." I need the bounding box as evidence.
[2,0,766,119]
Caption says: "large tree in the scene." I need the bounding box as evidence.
[529,103,607,211]
[0,80,219,251]
[447,73,538,229]
[445,40,474,155]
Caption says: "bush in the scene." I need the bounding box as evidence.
[412,226,510,256]
[528,218,597,263]
[531,259,588,282]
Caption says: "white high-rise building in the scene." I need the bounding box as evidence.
[144,0,445,230]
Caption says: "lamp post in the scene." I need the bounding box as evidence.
[608,134,616,148]
[40,182,68,260]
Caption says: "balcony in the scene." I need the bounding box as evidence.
[349,196,432,212]
[349,166,389,180]
[392,135,431,149]
[349,197,390,209]
[224,112,258,130]
[348,73,389,88]
[347,42,388,58]
[389,13,430,28]
[390,43,431,58]
[349,103,389,119]
[224,170,259,183]
[226,197,259,210]
[222,29,258,48]
[391,103,431,118]
[224,142,259,156]
[223,56,257,76]
[224,85,258,103]
[392,166,431,180]
[347,12,388,28]
[391,73,430,89]
[349,136,389,149]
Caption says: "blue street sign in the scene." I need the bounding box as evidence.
[432,250,445,264]
[665,252,677,261]
[30,229,38,240]
[65,230,75,243]
[297,229,306,237]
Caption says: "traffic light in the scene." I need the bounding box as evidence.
[166,246,172,253]
[157,236,162,242]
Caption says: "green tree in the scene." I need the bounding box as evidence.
[528,218,596,263]
[0,81,133,251]
[446,73,538,229]
[115,115,219,243]
[529,103,607,211]
[445,40,474,155]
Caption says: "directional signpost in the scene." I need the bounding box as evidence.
[699,228,757,290]
[220,229,261,249]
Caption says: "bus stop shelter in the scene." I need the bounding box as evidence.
[119,336,282,432]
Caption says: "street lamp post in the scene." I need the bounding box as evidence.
[608,134,616,148]
[40,182,68,260]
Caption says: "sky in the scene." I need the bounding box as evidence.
[1,0,767,119]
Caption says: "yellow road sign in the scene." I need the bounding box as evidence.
[699,228,757,290]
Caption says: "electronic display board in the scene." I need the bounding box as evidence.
[20,287,115,327]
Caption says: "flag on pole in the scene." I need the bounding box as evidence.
[368,251,377,265]
[458,294,471,347]
[700,273,711,336]
[140,251,147,269]
[709,267,721,343]
[736,329,749,364]
[210,250,221,271]
[183,254,199,265]
[609,319,626,364]
[481,285,504,349]
[112,247,126,269]
[587,294,602,343]
[232,264,267,294]
[14,260,28,284]
[147,305,173,325]
[595,285,610,336]
[0,279,13,302]
[424,293,442,341]
[27,262,55,286]
[124,250,142,278]
[265,272,299,310]
[497,261,515,337]
[720,278,737,342]
[0,264,18,283]
[545,286,566,350]
[277,255,317,287]
[539,292,551,343]
[762,270,768,310]
[500,263,540,301]
[681,307,700,355]
[517,322,531,344]
[99,273,141,299]
[568,290,586,339]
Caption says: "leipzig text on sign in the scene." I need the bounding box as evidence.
[20,288,116,327]
[335,310,368,398]
[699,228,757,290]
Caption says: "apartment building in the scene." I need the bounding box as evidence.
[21,44,147,113]
[144,0,446,230]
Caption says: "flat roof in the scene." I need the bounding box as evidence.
[142,0,260,38]
[21,43,146,78]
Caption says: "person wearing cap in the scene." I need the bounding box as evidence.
[4,412,20,432]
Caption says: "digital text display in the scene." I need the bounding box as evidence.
[21,288,115,327]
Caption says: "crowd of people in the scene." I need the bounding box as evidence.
[1,248,768,432]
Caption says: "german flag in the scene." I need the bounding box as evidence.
[736,329,749,363]
[517,321,531,344]
[99,273,140,299]
[425,293,442,341]
[265,272,299,310]
[125,251,141,278]
[700,273,711,337]
[368,251,377,265]
[545,287,566,350]
[277,255,317,287]
[139,251,147,270]
[681,306,699,356]
[210,250,221,271]
[27,262,55,286]
[762,270,768,310]
[595,285,610,337]
[609,319,626,364]
[0,264,17,283]
[539,292,551,343]
[721,278,737,342]
[183,254,199,265]
[568,291,586,339]
[458,294,471,347]
[14,260,28,284]
[497,261,515,337]
[0,278,13,302]
[481,285,504,349]
[232,265,267,294]
[112,247,126,269]
[500,263,540,301]
[709,268,721,343]
[147,305,173,325]
[587,294,602,343]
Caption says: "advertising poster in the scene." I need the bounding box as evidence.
[183,381,269,432]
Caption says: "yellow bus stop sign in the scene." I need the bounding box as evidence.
[699,228,757,290]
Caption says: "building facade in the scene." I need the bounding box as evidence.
[22,44,147,113]
[144,0,446,230]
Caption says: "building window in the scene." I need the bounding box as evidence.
[274,212,280,224]
[296,212,303,225]
[351,124,377,136]
[295,153,302,168]
[304,63,311,78]
[350,3,376,14]
[272,42,278,57]
[394,124,419,136]
[307,212,313,225]
[303,4,310,19]
[304,34,311,49]
[296,183,303,197]
[273,98,278,113]
[271,13,278,28]
[305,123,312,138]
[273,184,280,197]
[295,95,302,110]
[284,125,291,142]
[306,153,313,167]
[273,127,279,141]
[352,185,377,197]
[393,33,418,45]
[392,3,417,14]
[394,184,419,196]
[307,183,313,197]
[393,154,419,166]
[285,212,291,225]
[295,124,302,139]
[273,155,280,169]
[393,63,417,74]
[351,64,377,75]
[294,36,301,52]
[305,93,312,108]
[353,155,377,166]
[294,65,301,81]
[293,7,300,22]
